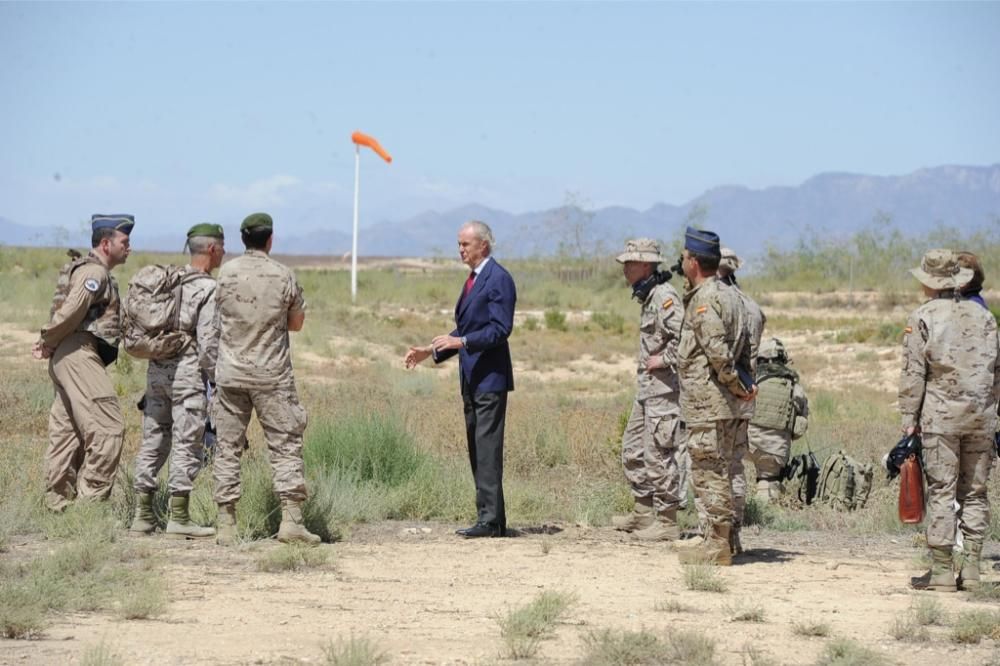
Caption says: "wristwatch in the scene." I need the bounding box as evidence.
[460,336,468,348]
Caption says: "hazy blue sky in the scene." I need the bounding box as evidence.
[1,2,997,238]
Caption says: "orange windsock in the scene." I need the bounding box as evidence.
[351,130,392,163]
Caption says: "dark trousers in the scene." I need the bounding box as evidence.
[463,390,508,528]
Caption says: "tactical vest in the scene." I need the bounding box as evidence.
[750,364,797,431]
[50,253,122,346]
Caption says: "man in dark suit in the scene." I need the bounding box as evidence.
[405,220,516,538]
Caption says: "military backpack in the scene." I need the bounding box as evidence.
[750,363,807,437]
[816,450,874,511]
[122,264,197,360]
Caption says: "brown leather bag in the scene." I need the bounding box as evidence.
[898,453,925,524]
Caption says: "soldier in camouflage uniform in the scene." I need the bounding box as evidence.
[717,247,765,554]
[747,338,809,502]
[212,213,320,545]
[900,249,1000,592]
[610,239,686,541]
[674,228,755,566]
[130,223,225,538]
[32,214,134,511]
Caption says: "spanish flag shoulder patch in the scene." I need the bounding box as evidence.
[696,305,708,314]
[663,298,673,310]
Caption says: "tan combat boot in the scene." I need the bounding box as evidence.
[129,492,157,534]
[957,540,983,591]
[910,546,957,592]
[276,500,321,545]
[633,508,680,541]
[611,496,654,532]
[216,503,238,546]
[677,523,733,566]
[165,495,216,539]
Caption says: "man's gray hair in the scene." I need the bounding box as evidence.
[462,220,495,253]
[187,235,217,255]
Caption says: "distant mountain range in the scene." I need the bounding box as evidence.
[3,164,999,258]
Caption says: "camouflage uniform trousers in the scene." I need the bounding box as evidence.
[729,420,749,527]
[45,332,125,511]
[686,418,741,530]
[922,431,993,548]
[747,424,791,482]
[212,384,308,505]
[621,395,684,515]
[132,360,208,495]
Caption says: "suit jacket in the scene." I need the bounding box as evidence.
[435,258,516,394]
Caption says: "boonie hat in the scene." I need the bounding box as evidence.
[241,212,273,232]
[91,214,135,235]
[684,226,721,258]
[909,249,974,290]
[719,247,741,273]
[616,238,664,264]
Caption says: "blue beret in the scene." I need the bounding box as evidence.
[684,226,721,258]
[91,214,135,235]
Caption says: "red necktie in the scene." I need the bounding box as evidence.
[463,271,476,297]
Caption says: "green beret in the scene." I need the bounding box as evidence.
[186,223,225,239]
[241,212,273,232]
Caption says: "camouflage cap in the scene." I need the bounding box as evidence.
[186,223,224,239]
[91,214,135,235]
[616,238,664,264]
[909,249,974,290]
[719,246,741,273]
[240,212,273,232]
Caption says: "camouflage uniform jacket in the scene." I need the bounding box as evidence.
[678,276,753,425]
[149,270,219,389]
[214,250,306,389]
[40,252,121,349]
[898,296,1000,435]
[726,283,766,420]
[636,281,684,404]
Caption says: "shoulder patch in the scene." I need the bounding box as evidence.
[696,305,707,314]
[663,298,673,310]
[84,278,100,293]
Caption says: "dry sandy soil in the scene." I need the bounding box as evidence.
[3,292,999,665]
[2,527,999,665]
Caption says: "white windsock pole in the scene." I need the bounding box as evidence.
[348,130,392,304]
[351,144,361,304]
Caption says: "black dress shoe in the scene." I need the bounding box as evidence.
[455,525,473,536]
[462,522,505,538]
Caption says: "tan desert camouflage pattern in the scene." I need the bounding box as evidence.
[214,250,306,389]
[635,282,684,401]
[212,384,309,504]
[41,253,122,349]
[898,296,1000,434]
[687,419,741,530]
[921,432,993,548]
[45,332,125,510]
[620,396,684,514]
[725,283,765,421]
[729,420,748,527]
[678,276,753,425]
[747,424,792,482]
[133,272,219,495]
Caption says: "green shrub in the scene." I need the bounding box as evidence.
[544,308,568,331]
[591,311,625,334]
[497,590,576,659]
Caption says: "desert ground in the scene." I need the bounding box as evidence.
[2,251,1000,665]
